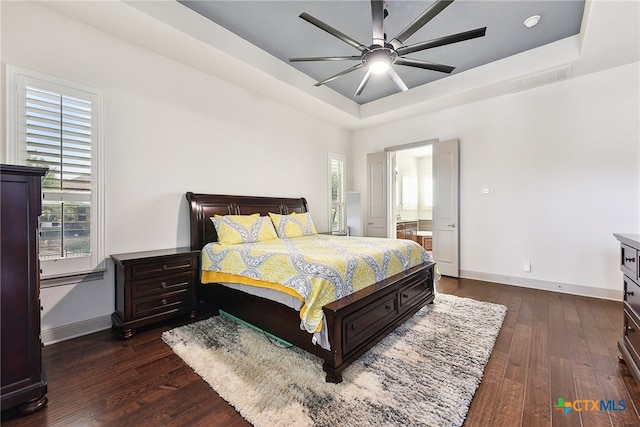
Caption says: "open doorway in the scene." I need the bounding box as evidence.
[392,145,434,254]
[366,139,459,276]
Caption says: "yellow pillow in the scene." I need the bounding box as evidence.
[268,212,318,239]
[211,214,278,245]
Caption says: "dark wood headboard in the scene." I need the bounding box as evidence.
[185,192,309,250]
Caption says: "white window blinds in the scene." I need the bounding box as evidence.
[26,86,93,194]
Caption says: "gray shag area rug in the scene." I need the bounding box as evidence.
[162,293,506,427]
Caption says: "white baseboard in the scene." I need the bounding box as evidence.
[42,314,112,346]
[459,270,622,302]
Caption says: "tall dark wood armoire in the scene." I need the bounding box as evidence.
[1,164,48,414]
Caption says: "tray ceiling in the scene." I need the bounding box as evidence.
[179,1,586,104]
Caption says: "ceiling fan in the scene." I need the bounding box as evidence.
[289,0,487,96]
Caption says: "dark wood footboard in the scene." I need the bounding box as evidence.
[321,261,434,382]
[199,260,434,383]
[186,192,435,382]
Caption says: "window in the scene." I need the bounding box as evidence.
[7,66,104,280]
[328,153,346,233]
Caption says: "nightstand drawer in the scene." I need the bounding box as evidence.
[132,289,192,320]
[130,257,196,279]
[132,271,192,298]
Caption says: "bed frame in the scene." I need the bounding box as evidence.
[186,192,435,383]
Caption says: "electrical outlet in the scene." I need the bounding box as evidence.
[523,259,531,272]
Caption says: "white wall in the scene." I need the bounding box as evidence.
[352,62,640,299]
[1,2,351,342]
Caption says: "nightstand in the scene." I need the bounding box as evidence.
[111,247,200,339]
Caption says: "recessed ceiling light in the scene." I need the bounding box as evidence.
[524,15,541,28]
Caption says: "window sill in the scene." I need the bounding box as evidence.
[41,266,106,288]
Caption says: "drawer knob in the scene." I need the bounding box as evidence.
[625,290,635,297]
[385,304,392,310]
[161,281,167,288]
[161,299,167,306]
[351,324,357,331]
[402,294,409,299]
[162,264,168,270]
[624,257,636,263]
[625,325,635,334]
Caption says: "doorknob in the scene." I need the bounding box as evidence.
[448,224,456,228]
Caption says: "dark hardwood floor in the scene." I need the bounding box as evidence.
[2,277,639,426]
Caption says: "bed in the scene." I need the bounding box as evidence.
[186,192,436,383]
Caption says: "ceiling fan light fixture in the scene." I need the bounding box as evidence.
[292,0,488,98]
[363,47,395,74]
[524,15,541,28]
[369,59,390,74]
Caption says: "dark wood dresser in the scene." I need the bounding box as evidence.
[1,164,48,414]
[111,248,199,338]
[615,233,640,383]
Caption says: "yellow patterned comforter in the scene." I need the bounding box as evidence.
[201,234,432,334]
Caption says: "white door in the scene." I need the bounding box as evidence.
[433,139,459,277]
[366,152,388,237]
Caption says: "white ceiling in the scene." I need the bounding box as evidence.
[36,1,640,130]
[178,1,586,105]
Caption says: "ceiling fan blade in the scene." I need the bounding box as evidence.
[299,12,367,52]
[313,63,364,87]
[289,56,362,62]
[395,57,455,74]
[371,1,385,46]
[397,27,487,56]
[387,67,408,92]
[354,71,372,96]
[389,0,455,49]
